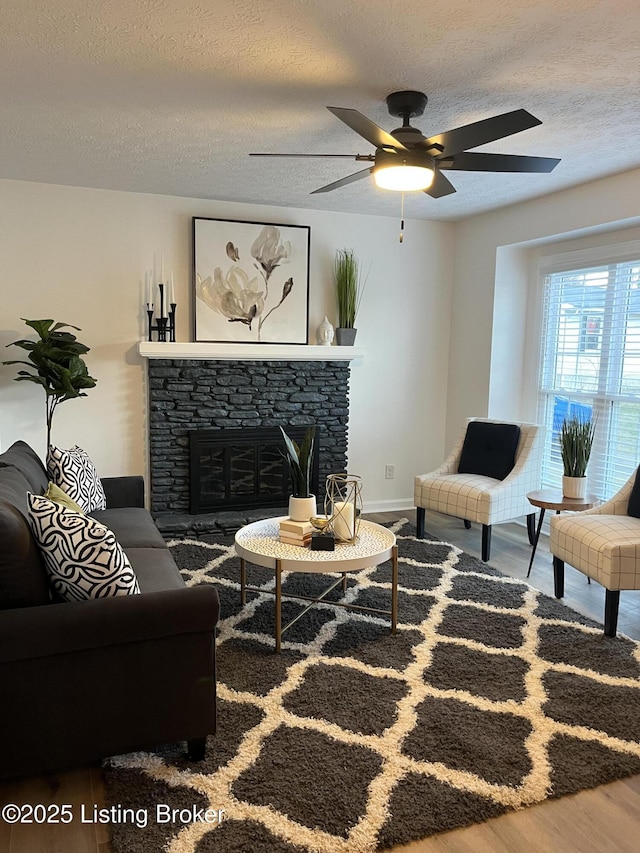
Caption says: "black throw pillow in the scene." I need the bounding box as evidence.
[627,467,640,518]
[458,421,521,481]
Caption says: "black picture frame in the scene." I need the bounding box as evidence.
[192,216,310,344]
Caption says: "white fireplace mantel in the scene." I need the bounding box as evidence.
[138,342,364,362]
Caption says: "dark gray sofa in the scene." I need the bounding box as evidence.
[0,440,219,780]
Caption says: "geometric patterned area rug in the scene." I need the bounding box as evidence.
[103,519,640,853]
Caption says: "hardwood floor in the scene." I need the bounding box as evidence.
[2,509,639,853]
[0,766,111,853]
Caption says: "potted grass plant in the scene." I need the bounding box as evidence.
[280,425,317,521]
[560,413,596,498]
[334,248,366,346]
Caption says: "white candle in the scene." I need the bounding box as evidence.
[169,271,175,305]
[332,501,355,541]
[160,251,164,284]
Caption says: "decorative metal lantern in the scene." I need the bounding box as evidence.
[324,473,363,543]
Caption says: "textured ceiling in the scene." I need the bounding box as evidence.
[1,0,639,221]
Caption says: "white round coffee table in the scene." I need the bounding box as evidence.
[235,517,398,652]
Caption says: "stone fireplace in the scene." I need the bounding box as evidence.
[141,343,361,535]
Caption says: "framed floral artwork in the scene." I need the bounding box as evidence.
[192,217,310,344]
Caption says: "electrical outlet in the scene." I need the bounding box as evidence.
[385,464,395,480]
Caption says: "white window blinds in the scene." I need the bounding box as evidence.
[537,250,640,499]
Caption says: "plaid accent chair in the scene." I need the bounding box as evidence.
[414,418,543,561]
[551,469,640,637]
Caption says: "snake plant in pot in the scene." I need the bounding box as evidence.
[280,425,317,521]
[560,413,596,498]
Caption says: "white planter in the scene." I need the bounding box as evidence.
[288,495,317,522]
[562,475,587,499]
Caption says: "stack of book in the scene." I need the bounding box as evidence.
[279,518,314,547]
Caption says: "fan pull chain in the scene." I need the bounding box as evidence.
[399,192,405,243]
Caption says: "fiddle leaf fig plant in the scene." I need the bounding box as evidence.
[3,318,97,448]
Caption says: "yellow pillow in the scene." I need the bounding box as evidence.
[45,482,85,515]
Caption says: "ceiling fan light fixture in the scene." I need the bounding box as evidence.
[253,92,559,201]
[374,163,434,191]
[373,151,435,191]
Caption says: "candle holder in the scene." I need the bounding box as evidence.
[147,283,176,342]
[324,473,362,544]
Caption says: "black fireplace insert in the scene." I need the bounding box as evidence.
[189,426,320,514]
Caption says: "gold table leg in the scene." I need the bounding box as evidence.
[241,545,398,652]
[391,544,398,634]
[275,559,282,654]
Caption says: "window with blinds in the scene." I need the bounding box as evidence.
[537,249,640,500]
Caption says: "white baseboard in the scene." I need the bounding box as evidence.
[362,498,415,514]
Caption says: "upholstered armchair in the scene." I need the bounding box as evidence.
[550,469,640,637]
[414,418,543,561]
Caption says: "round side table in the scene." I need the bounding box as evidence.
[526,489,599,577]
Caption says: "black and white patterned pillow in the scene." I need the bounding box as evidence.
[47,445,107,513]
[27,494,140,601]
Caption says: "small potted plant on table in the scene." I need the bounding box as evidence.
[560,413,596,498]
[280,425,316,521]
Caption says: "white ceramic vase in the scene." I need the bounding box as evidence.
[562,475,587,499]
[288,495,317,522]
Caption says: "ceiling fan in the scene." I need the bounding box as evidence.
[250,90,560,198]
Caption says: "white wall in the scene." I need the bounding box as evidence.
[488,244,530,420]
[0,179,454,511]
[448,167,640,449]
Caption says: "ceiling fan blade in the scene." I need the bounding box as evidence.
[327,107,409,152]
[310,167,372,194]
[441,151,561,173]
[425,170,456,198]
[250,153,359,158]
[422,109,542,158]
